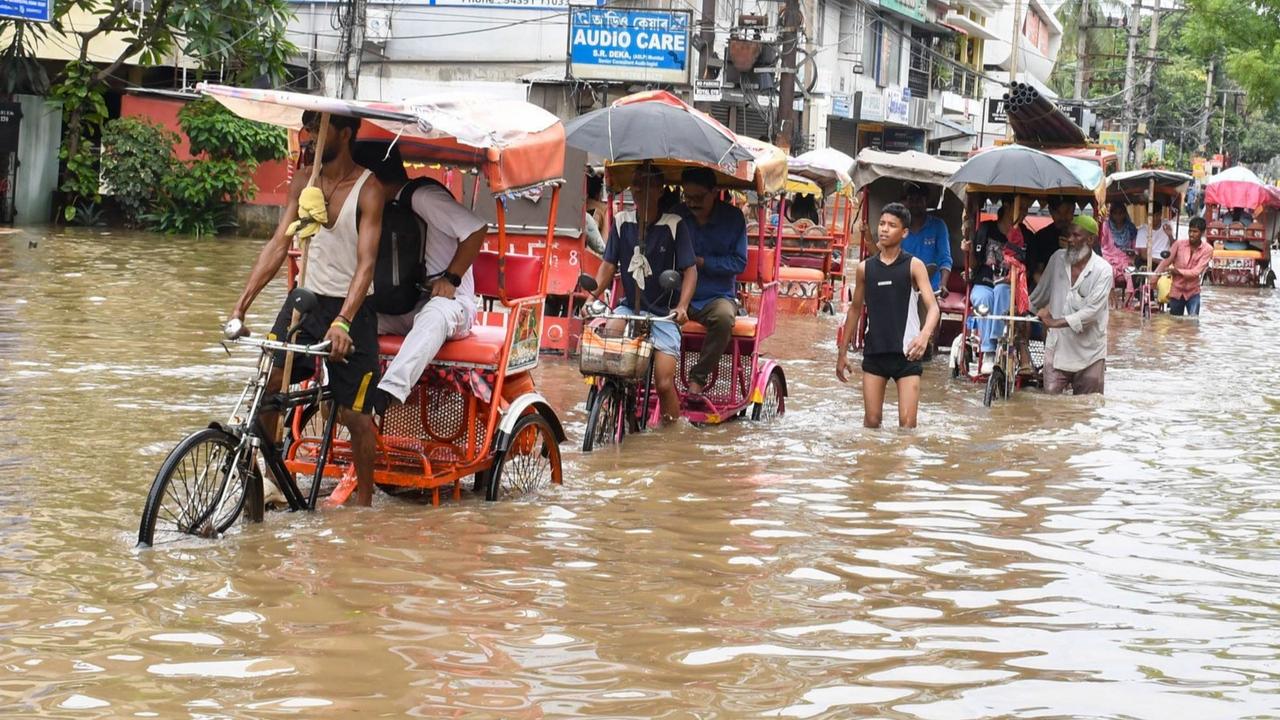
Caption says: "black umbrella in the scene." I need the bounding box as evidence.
[565,90,755,167]
[947,144,1102,193]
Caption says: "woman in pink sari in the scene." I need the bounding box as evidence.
[1099,217,1133,301]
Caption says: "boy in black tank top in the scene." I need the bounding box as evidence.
[837,203,940,429]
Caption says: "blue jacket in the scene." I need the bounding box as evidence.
[901,215,952,290]
[679,201,748,309]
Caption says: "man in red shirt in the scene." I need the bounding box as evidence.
[1153,217,1214,316]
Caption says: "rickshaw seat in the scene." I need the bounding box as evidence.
[742,247,778,284]
[781,255,826,271]
[1213,249,1262,259]
[378,325,507,367]
[938,291,967,315]
[683,316,758,338]
[472,250,543,300]
[778,266,825,283]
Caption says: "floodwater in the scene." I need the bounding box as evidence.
[2,228,1279,719]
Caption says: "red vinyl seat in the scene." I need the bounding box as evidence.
[378,325,507,367]
[472,249,543,300]
[682,316,759,338]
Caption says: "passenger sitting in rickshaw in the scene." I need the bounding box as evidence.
[584,163,698,423]
[900,182,952,296]
[788,193,822,225]
[677,167,748,398]
[350,143,487,411]
[1135,200,1174,266]
[961,196,1034,373]
[1105,200,1138,257]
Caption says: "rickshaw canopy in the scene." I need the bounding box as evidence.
[785,174,824,198]
[787,148,854,196]
[853,148,964,198]
[197,83,565,196]
[1204,165,1280,210]
[1105,169,1192,203]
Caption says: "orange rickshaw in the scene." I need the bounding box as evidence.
[138,85,567,546]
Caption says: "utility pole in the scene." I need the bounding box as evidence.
[695,0,717,110]
[775,0,800,151]
[1198,58,1215,152]
[1007,0,1022,140]
[337,0,366,99]
[1122,0,1139,143]
[1074,0,1088,100]
[1134,0,1160,161]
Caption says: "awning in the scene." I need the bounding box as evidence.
[942,12,999,41]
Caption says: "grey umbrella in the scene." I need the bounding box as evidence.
[564,91,756,167]
[946,144,1103,193]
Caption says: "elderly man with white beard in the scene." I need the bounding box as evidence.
[1028,214,1112,395]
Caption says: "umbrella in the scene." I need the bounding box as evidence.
[947,144,1103,195]
[788,147,854,195]
[565,90,755,168]
[1204,165,1280,210]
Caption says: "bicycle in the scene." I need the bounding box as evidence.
[137,289,341,547]
[971,303,1042,407]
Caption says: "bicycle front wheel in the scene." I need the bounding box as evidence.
[582,380,624,452]
[983,366,1007,407]
[137,427,254,547]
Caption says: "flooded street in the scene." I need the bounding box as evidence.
[2,228,1279,718]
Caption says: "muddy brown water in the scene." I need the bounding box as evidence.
[1,229,1279,718]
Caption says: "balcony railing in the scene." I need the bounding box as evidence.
[944,68,982,99]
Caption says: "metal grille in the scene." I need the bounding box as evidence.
[678,340,753,405]
[377,382,487,468]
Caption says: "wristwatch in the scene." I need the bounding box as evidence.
[442,271,462,287]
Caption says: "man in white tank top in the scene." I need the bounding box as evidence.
[225,112,385,507]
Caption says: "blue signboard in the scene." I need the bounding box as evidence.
[0,0,53,22]
[568,8,691,84]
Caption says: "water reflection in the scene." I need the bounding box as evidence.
[0,228,1278,717]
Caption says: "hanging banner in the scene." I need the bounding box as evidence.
[568,7,692,84]
[884,85,910,125]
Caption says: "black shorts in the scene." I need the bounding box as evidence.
[269,295,380,414]
[862,353,923,381]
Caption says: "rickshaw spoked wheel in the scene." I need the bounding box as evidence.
[138,427,254,547]
[292,401,357,499]
[751,370,785,421]
[487,413,562,502]
[583,380,625,452]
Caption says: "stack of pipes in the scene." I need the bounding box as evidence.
[1000,82,1087,147]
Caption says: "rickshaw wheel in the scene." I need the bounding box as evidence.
[138,427,253,547]
[983,366,1007,407]
[751,371,785,421]
[583,381,624,452]
[487,413,562,502]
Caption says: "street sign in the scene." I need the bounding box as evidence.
[693,79,722,103]
[568,8,692,85]
[0,0,53,21]
[986,97,1007,124]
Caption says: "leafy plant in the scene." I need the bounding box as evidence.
[51,60,110,222]
[145,159,250,235]
[100,117,179,227]
[179,98,287,163]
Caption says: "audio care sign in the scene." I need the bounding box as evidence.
[568,8,692,84]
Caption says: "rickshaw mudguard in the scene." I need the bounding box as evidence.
[495,393,566,452]
[749,361,786,405]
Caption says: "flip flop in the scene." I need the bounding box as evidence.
[323,466,359,508]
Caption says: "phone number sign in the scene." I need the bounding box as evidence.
[568,8,691,85]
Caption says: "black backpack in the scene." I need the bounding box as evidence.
[370,177,444,315]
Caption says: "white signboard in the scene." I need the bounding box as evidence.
[884,84,910,125]
[693,79,722,103]
[860,92,883,122]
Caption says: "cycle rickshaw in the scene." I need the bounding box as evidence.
[138,85,568,546]
[561,91,789,449]
[1104,169,1192,317]
[945,144,1104,405]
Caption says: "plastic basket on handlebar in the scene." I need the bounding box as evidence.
[578,325,653,380]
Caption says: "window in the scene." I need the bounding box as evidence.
[839,3,865,60]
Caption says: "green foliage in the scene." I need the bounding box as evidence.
[100,117,179,227]
[145,159,251,236]
[51,60,110,218]
[178,98,287,163]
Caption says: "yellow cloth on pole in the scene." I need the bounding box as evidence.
[285,186,329,240]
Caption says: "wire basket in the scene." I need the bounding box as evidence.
[578,325,653,380]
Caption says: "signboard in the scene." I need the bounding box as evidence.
[986,97,1007,124]
[1098,131,1129,171]
[884,85,910,125]
[883,127,924,152]
[568,7,691,84]
[1192,156,1207,181]
[0,103,19,152]
[0,0,52,22]
[860,92,884,122]
[693,79,722,103]
[878,0,925,22]
[403,0,606,8]
[832,93,851,119]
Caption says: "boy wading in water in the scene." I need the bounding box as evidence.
[836,203,940,428]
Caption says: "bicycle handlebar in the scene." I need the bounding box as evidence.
[229,336,334,357]
[587,311,678,323]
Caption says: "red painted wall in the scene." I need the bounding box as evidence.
[120,94,290,207]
